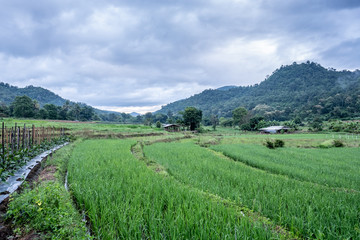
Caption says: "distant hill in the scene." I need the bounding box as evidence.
[156,62,360,120]
[216,86,237,91]
[0,83,67,107]
[0,82,120,116]
[130,112,140,117]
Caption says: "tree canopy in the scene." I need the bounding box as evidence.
[182,107,202,131]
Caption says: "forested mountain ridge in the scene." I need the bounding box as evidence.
[0,82,118,117]
[0,83,66,107]
[157,62,360,120]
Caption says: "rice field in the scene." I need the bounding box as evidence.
[63,131,360,239]
[67,139,281,239]
[144,141,360,239]
[211,144,360,191]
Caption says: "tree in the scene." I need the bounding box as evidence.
[38,108,48,119]
[11,95,37,118]
[167,110,174,123]
[211,115,219,130]
[144,112,153,126]
[219,117,233,127]
[79,106,94,121]
[0,104,9,117]
[232,107,248,127]
[182,107,202,131]
[44,104,58,119]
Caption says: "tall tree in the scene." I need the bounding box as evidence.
[11,95,37,118]
[144,112,153,126]
[232,107,248,127]
[44,104,58,119]
[182,107,202,131]
[211,114,219,130]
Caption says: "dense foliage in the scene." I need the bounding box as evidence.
[181,107,202,130]
[157,62,360,121]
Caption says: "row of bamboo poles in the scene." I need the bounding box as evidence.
[1,122,66,157]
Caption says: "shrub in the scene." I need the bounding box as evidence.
[265,140,275,149]
[319,140,334,148]
[265,139,285,149]
[333,140,344,147]
[274,139,285,148]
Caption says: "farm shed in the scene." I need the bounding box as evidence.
[259,126,291,134]
[163,124,181,132]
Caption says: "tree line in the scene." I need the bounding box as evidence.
[0,95,97,121]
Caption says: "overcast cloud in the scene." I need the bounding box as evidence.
[0,0,359,113]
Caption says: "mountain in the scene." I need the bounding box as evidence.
[0,83,66,107]
[156,62,360,120]
[130,112,140,117]
[217,86,237,91]
[0,82,119,116]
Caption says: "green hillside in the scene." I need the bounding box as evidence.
[0,83,66,107]
[157,62,360,120]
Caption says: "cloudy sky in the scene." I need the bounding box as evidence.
[0,0,359,113]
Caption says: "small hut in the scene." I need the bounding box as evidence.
[163,124,181,132]
[259,126,291,134]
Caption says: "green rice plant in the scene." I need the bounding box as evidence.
[67,139,279,239]
[211,144,360,191]
[145,142,360,239]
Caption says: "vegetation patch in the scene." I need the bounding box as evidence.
[4,141,89,239]
[319,139,345,148]
[6,181,88,239]
[264,139,285,149]
[146,142,360,239]
[68,139,280,239]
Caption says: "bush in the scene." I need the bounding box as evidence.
[333,140,344,147]
[274,139,285,148]
[319,140,333,148]
[265,139,285,149]
[265,140,275,149]
[319,140,345,148]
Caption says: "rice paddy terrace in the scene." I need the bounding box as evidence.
[66,130,359,239]
[3,119,360,239]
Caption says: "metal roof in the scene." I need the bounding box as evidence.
[259,126,290,131]
[163,124,180,128]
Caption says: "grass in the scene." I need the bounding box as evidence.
[1,117,158,134]
[67,139,280,239]
[211,143,360,191]
[217,132,359,146]
[6,142,89,239]
[144,141,360,239]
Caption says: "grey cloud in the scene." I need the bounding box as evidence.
[0,0,359,112]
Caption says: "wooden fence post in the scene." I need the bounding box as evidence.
[1,122,4,164]
[32,125,35,146]
[22,124,25,149]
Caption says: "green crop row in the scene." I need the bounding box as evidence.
[211,144,360,191]
[67,139,279,239]
[144,142,360,239]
